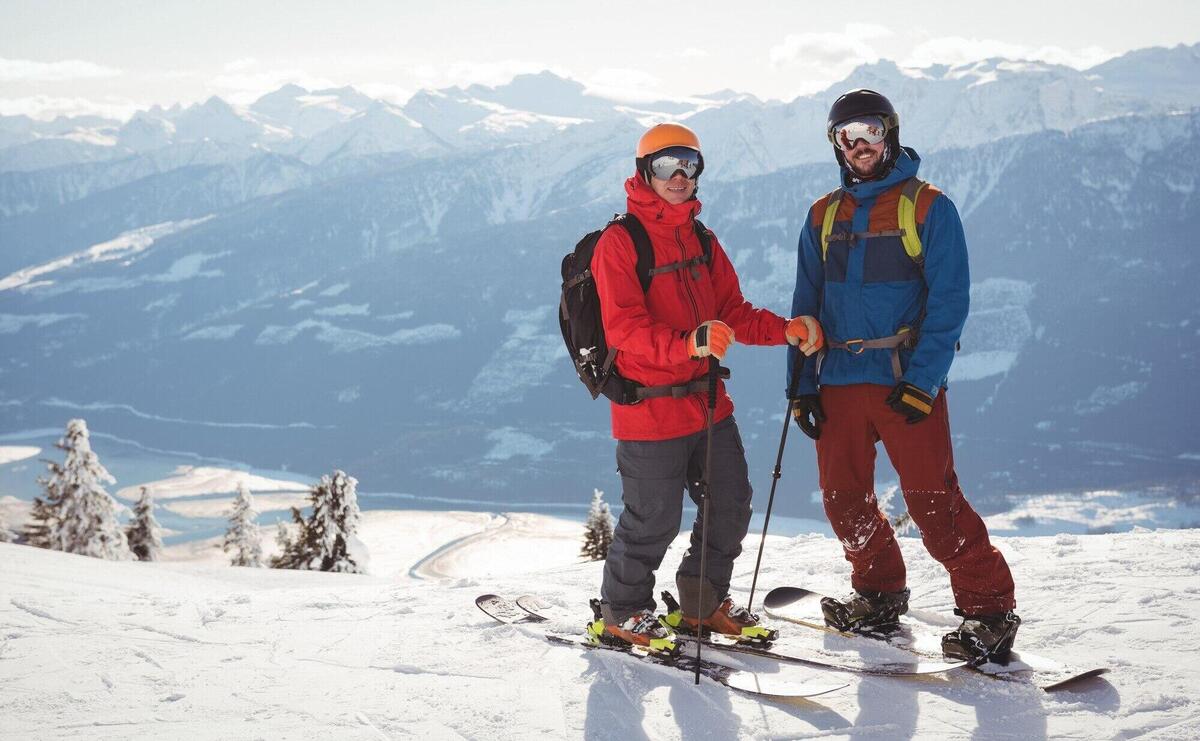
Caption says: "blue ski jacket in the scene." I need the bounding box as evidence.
[788,148,969,399]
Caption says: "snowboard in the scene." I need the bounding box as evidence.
[763,586,1109,692]
[475,594,847,699]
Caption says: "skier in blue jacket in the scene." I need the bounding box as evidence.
[788,89,1020,662]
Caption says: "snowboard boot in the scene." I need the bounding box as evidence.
[659,591,778,646]
[820,587,910,634]
[942,609,1021,664]
[587,599,680,656]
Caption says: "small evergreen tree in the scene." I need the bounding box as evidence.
[274,519,292,553]
[223,483,263,567]
[270,470,366,573]
[581,488,614,561]
[891,510,915,536]
[0,509,13,543]
[125,487,163,561]
[24,459,66,548]
[44,419,132,560]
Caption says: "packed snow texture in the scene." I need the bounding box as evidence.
[2,511,1198,739]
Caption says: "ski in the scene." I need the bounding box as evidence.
[674,633,967,677]
[763,586,1110,692]
[476,594,847,699]
[513,594,965,678]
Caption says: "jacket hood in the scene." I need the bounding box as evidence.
[842,146,921,199]
[625,173,702,227]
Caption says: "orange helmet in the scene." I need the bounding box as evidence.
[636,122,704,180]
[636,122,701,157]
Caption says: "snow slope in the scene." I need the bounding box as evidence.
[2,512,1198,739]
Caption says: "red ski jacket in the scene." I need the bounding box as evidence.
[592,175,790,441]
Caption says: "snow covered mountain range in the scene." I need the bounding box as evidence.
[1,43,1198,520]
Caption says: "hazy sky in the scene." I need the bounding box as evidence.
[3,0,1198,120]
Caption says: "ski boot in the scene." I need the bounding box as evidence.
[586,599,680,657]
[942,609,1021,664]
[820,587,910,634]
[659,591,778,646]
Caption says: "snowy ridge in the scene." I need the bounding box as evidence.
[2,517,1198,738]
[0,216,212,292]
[3,43,1197,180]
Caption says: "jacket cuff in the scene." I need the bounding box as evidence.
[669,330,693,364]
[772,315,789,345]
[903,374,942,400]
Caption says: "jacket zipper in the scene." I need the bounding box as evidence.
[675,224,709,419]
[676,225,701,325]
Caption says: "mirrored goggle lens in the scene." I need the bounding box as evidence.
[649,147,701,179]
[833,116,887,151]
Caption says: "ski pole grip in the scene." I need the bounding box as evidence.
[785,345,806,400]
[708,357,720,411]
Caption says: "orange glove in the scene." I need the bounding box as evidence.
[687,320,734,360]
[785,315,824,356]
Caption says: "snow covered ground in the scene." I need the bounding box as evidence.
[3,510,1199,739]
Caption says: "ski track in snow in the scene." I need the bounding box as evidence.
[10,597,76,624]
[2,516,1200,739]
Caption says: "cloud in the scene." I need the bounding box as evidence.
[439,60,565,89]
[0,95,141,121]
[764,25,896,95]
[208,59,339,104]
[770,24,893,67]
[0,57,122,82]
[223,57,260,72]
[582,68,668,104]
[905,37,1116,69]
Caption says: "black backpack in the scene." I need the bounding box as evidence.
[559,213,713,405]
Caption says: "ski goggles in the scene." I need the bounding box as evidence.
[647,146,702,180]
[830,115,888,151]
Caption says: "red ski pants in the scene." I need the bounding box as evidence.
[815,384,1015,614]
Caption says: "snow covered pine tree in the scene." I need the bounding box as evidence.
[223,483,263,567]
[125,486,163,561]
[270,470,367,573]
[41,419,132,560]
[581,488,615,561]
[24,461,66,548]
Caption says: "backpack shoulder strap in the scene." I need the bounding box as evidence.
[692,218,714,265]
[610,213,655,293]
[818,188,846,263]
[897,178,928,264]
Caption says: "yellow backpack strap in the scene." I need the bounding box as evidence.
[819,188,845,262]
[897,178,928,263]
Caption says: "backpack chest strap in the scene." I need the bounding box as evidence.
[824,228,907,243]
[649,254,709,280]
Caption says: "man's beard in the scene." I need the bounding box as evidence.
[847,145,890,180]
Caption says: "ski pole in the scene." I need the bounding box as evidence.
[695,355,720,685]
[746,347,807,613]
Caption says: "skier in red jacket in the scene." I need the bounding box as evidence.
[587,123,823,650]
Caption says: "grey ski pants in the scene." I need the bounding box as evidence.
[600,415,753,625]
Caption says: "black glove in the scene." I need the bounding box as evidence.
[886,382,935,424]
[791,394,825,440]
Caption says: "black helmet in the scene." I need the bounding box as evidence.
[826,88,901,177]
